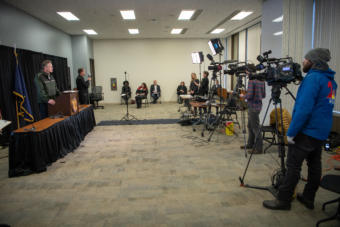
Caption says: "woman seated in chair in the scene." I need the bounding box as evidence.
[121,80,131,104]
[135,82,148,108]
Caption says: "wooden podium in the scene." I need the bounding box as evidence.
[48,91,79,116]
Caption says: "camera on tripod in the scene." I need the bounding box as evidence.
[224,62,256,76]
[250,50,303,86]
[206,54,238,79]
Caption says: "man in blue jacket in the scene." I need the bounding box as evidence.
[263,48,337,210]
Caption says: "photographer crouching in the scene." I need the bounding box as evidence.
[263,48,337,210]
[241,65,266,154]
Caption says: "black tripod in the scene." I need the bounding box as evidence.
[206,75,246,144]
[239,84,295,198]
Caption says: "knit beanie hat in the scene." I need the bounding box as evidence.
[304,48,331,71]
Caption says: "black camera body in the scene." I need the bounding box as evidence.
[251,51,303,86]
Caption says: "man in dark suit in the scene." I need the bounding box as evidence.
[150,80,161,104]
[76,68,91,104]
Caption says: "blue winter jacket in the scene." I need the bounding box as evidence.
[287,68,337,140]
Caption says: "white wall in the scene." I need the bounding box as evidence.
[93,39,212,103]
[0,1,75,87]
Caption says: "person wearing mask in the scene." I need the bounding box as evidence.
[150,80,161,104]
[177,81,187,104]
[76,68,91,105]
[263,48,337,210]
[241,65,266,154]
[34,60,60,119]
[135,83,148,109]
[121,80,131,104]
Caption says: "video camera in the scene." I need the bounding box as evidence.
[206,53,238,79]
[224,62,256,76]
[250,50,303,86]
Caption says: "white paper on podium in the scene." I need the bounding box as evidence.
[0,120,11,131]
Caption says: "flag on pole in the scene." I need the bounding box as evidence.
[13,50,34,128]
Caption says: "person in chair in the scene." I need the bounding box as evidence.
[121,80,131,104]
[150,80,161,104]
[34,60,60,119]
[177,81,187,104]
[76,68,91,105]
[135,83,148,108]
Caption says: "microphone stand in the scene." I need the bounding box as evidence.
[121,71,138,121]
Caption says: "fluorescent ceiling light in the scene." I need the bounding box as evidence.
[178,10,195,20]
[120,10,136,20]
[211,28,225,34]
[128,29,139,34]
[83,29,97,35]
[231,11,253,20]
[273,15,283,22]
[171,28,183,34]
[57,12,79,21]
[273,31,283,36]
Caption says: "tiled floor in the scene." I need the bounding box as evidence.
[0,103,339,227]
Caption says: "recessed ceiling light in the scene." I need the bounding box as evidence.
[57,12,79,21]
[83,29,97,35]
[178,10,195,20]
[171,28,183,34]
[273,31,283,36]
[273,15,283,22]
[231,11,253,20]
[120,10,136,20]
[210,28,225,34]
[128,29,139,34]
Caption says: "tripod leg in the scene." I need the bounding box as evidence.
[207,111,224,142]
[239,98,272,185]
[240,109,248,158]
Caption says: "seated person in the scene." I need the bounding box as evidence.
[135,83,148,108]
[150,80,161,104]
[121,80,131,104]
[177,81,187,104]
[211,80,222,96]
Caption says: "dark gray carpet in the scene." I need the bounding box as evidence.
[97,119,179,126]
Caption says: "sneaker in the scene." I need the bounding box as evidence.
[263,199,291,210]
[297,193,314,210]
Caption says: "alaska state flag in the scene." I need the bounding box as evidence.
[13,55,34,127]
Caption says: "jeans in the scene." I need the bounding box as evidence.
[247,109,263,151]
[135,95,146,108]
[151,93,159,103]
[278,133,323,202]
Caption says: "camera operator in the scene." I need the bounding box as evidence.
[199,71,209,96]
[240,65,266,154]
[263,48,337,210]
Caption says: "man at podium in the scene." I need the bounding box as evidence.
[34,60,60,119]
